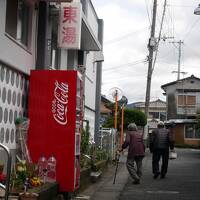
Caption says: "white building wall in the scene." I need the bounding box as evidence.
[0,1,37,152]
[0,0,36,74]
[84,52,97,139]
[86,1,99,38]
[84,109,95,141]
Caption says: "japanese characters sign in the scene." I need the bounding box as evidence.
[58,2,82,49]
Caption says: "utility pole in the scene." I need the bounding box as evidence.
[169,40,184,80]
[145,0,157,118]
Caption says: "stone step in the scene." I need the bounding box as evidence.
[73,195,90,200]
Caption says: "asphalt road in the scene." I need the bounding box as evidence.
[119,148,200,200]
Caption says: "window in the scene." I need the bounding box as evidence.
[178,95,186,106]
[149,112,159,119]
[187,96,196,105]
[185,124,200,139]
[5,0,32,47]
[50,6,60,69]
[177,95,196,106]
[177,95,196,115]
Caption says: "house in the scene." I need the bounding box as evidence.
[127,99,166,121]
[126,99,166,135]
[0,0,103,163]
[161,75,200,147]
[100,95,112,126]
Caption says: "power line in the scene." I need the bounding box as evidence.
[152,0,167,72]
[104,27,150,45]
[103,58,148,71]
[166,2,176,39]
[183,18,200,40]
[144,0,152,26]
[167,4,196,8]
[184,43,200,57]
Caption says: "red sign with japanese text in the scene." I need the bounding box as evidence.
[58,2,82,49]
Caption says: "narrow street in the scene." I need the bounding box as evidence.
[120,148,200,200]
[78,148,200,200]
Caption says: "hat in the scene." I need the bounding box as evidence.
[158,121,164,127]
[127,123,138,131]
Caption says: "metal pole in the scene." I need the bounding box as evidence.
[145,0,158,118]
[113,153,120,184]
[120,104,124,145]
[114,90,118,130]
[170,40,184,80]
[178,40,183,80]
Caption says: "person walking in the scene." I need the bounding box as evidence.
[149,121,174,179]
[118,123,145,184]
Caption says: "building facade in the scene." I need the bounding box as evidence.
[0,0,103,160]
[126,99,166,137]
[161,75,200,147]
[127,99,167,121]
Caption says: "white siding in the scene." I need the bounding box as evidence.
[86,1,98,38]
[84,52,97,110]
[84,108,95,141]
[0,0,37,75]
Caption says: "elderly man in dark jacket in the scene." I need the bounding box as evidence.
[149,121,174,179]
[119,123,145,184]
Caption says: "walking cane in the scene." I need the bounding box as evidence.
[113,152,120,184]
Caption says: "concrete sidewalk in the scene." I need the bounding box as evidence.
[75,154,129,200]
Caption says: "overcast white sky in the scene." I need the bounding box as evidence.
[92,0,200,104]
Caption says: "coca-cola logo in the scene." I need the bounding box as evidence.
[52,81,69,125]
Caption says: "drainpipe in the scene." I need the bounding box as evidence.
[94,19,104,146]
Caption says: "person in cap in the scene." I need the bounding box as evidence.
[118,123,145,184]
[149,121,174,179]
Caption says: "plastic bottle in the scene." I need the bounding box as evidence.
[47,155,57,183]
[37,155,47,183]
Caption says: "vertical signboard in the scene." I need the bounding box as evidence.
[58,2,82,49]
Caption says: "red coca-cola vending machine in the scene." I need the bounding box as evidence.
[27,70,83,192]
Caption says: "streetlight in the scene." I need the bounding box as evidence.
[194,4,200,15]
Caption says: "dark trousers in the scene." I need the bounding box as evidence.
[152,148,169,176]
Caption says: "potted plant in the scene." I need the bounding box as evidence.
[11,160,40,193]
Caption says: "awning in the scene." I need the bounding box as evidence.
[81,14,101,51]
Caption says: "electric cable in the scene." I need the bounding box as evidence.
[144,0,152,26]
[103,58,148,71]
[152,0,167,72]
[184,43,200,57]
[104,27,150,45]
[182,18,200,40]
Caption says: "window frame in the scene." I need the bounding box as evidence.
[5,0,33,50]
[177,95,196,106]
[184,124,200,140]
[177,95,196,115]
